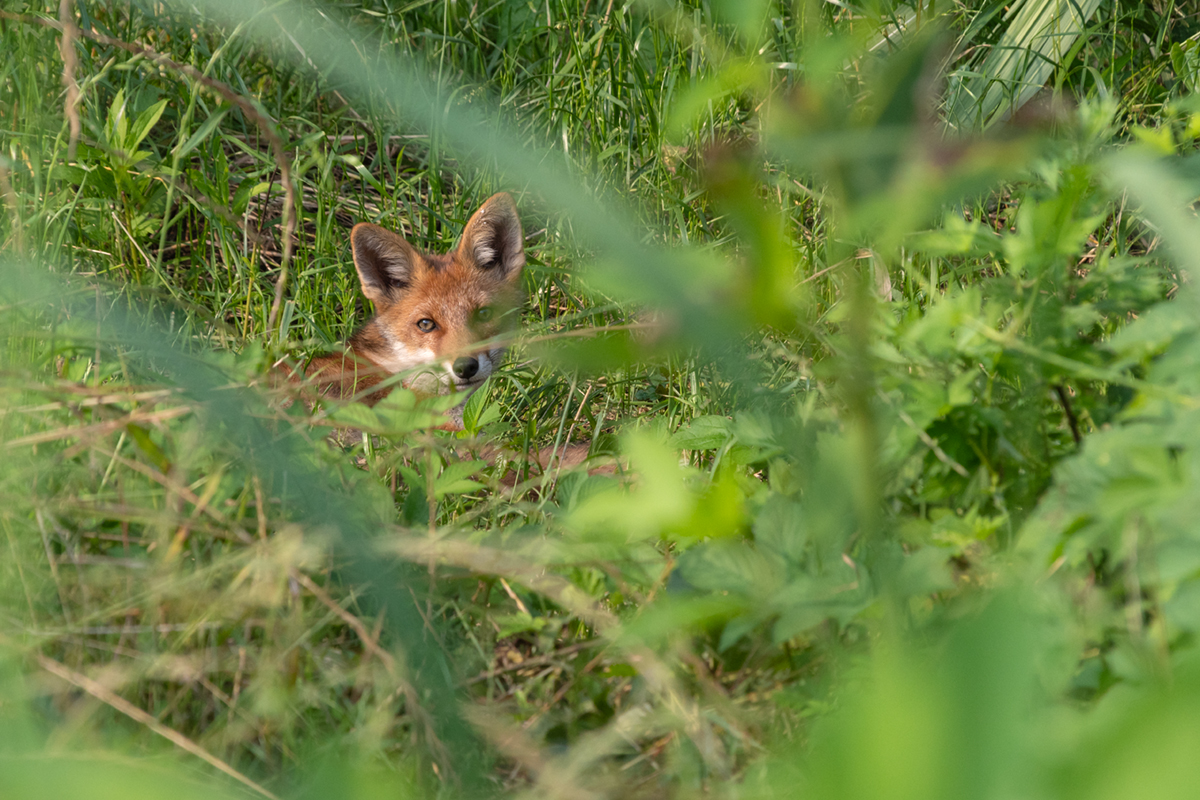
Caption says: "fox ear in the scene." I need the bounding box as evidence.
[350,223,419,305]
[458,193,524,282]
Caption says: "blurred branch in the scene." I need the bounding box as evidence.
[967,317,1195,405]
[0,387,176,415]
[3,405,191,449]
[389,535,618,631]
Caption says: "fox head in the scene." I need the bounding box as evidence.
[345,192,525,403]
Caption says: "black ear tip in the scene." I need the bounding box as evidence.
[349,222,416,295]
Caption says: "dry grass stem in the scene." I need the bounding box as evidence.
[57,0,81,160]
[4,405,192,449]
[36,652,281,800]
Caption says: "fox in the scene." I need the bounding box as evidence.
[298,192,525,429]
[286,192,609,475]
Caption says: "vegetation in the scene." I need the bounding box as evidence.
[2,0,1200,797]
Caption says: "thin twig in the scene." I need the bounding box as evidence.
[0,388,175,415]
[1053,383,1082,445]
[800,252,869,285]
[35,510,71,625]
[893,404,971,477]
[289,568,395,673]
[498,576,530,615]
[95,449,244,536]
[462,639,599,686]
[36,653,281,800]
[529,648,607,721]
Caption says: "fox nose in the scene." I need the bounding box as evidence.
[452,356,479,381]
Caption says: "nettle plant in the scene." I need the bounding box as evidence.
[598,48,1185,674]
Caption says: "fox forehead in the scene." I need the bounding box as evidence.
[376,255,515,338]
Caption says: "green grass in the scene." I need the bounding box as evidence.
[4,1,1200,798]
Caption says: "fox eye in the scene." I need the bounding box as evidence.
[475,306,493,322]
[416,318,437,333]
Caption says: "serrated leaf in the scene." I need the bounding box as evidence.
[434,460,486,498]
[330,402,380,431]
[50,165,88,185]
[1107,300,1197,360]
[373,387,444,433]
[434,479,484,498]
[772,599,829,643]
[494,611,545,638]
[719,615,762,651]
[909,217,1001,257]
[672,415,733,450]
[616,595,744,648]
[753,494,807,566]
[895,547,955,597]
[1164,581,1200,633]
[677,540,780,596]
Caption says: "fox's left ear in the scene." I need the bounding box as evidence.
[458,193,524,283]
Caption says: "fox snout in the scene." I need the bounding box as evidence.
[452,356,480,381]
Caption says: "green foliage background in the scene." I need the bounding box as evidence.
[2,0,1200,797]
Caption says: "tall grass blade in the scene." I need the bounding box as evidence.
[947,0,1103,130]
